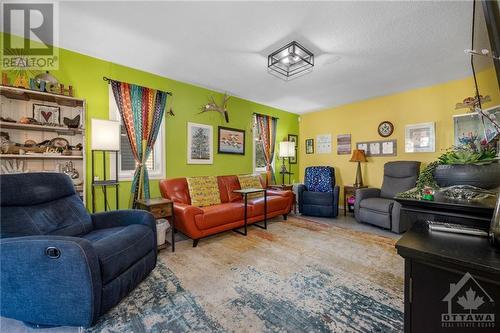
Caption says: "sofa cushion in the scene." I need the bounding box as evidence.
[194,202,245,230]
[81,224,154,284]
[186,176,221,207]
[247,195,289,216]
[237,174,263,199]
[359,198,394,214]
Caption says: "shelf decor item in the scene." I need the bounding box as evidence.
[267,41,314,80]
[91,118,121,213]
[217,126,245,155]
[33,104,60,124]
[350,149,367,187]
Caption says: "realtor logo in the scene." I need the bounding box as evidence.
[1,1,59,70]
[441,272,495,329]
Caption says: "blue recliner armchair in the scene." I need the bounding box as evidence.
[0,173,157,328]
[298,166,340,217]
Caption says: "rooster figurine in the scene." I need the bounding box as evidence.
[200,94,230,123]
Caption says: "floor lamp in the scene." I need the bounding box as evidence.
[279,141,296,185]
[91,119,121,213]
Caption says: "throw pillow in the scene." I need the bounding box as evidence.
[186,176,221,207]
[237,174,264,199]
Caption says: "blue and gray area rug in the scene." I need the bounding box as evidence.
[87,216,404,333]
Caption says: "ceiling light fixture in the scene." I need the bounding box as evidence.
[268,41,314,80]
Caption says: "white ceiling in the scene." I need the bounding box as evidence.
[55,1,474,114]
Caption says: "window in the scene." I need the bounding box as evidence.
[253,115,273,173]
[109,87,165,180]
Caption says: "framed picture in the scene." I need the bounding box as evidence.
[316,134,332,154]
[405,122,435,153]
[305,138,314,154]
[33,104,60,124]
[454,106,500,146]
[218,126,245,155]
[288,134,298,164]
[187,122,213,164]
[337,134,351,155]
[356,140,397,156]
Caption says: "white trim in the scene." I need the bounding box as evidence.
[108,86,165,180]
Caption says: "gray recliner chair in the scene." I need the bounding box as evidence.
[354,161,421,233]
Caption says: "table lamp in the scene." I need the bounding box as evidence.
[279,141,295,185]
[350,149,367,187]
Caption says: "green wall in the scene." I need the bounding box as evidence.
[2,35,299,211]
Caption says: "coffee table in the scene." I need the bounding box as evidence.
[232,188,267,236]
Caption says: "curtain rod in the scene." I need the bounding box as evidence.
[103,76,173,96]
[253,112,279,120]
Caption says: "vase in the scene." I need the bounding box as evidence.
[433,162,500,190]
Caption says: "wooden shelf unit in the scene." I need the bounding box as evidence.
[0,85,87,205]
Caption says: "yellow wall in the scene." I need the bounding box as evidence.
[299,71,500,200]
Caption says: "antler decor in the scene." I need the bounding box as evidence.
[200,93,230,123]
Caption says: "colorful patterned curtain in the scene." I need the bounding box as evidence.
[256,114,278,185]
[110,80,168,205]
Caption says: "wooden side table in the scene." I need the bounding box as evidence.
[343,185,368,216]
[135,198,175,252]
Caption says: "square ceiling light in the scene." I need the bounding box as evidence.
[268,41,314,80]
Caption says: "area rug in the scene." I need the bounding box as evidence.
[87,216,404,333]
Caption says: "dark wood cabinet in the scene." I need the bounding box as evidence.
[396,198,500,333]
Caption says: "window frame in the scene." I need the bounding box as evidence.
[253,116,274,174]
[108,87,165,181]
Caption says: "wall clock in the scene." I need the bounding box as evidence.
[378,121,394,137]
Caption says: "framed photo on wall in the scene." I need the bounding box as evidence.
[288,134,298,164]
[187,122,213,164]
[218,126,245,155]
[33,104,60,124]
[405,122,435,153]
[305,138,314,154]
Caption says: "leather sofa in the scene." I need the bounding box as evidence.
[0,173,157,328]
[354,161,421,233]
[159,175,294,246]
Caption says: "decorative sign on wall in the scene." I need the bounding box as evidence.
[337,134,351,155]
[316,134,332,154]
[356,140,397,157]
[405,122,435,153]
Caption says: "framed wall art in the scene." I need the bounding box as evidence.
[337,134,351,155]
[288,134,298,164]
[316,134,332,154]
[218,126,245,155]
[187,122,213,164]
[356,140,397,157]
[33,104,60,124]
[305,138,314,154]
[405,122,435,153]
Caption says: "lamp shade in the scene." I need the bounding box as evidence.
[91,118,121,151]
[350,149,367,162]
[279,141,296,158]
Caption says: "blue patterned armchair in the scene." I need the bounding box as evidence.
[0,173,157,328]
[297,166,340,217]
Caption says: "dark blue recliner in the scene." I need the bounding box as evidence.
[0,173,157,328]
[298,166,340,217]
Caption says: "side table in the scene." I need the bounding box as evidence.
[135,198,175,252]
[343,185,367,216]
[232,188,267,236]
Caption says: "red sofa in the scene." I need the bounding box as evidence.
[159,175,293,246]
